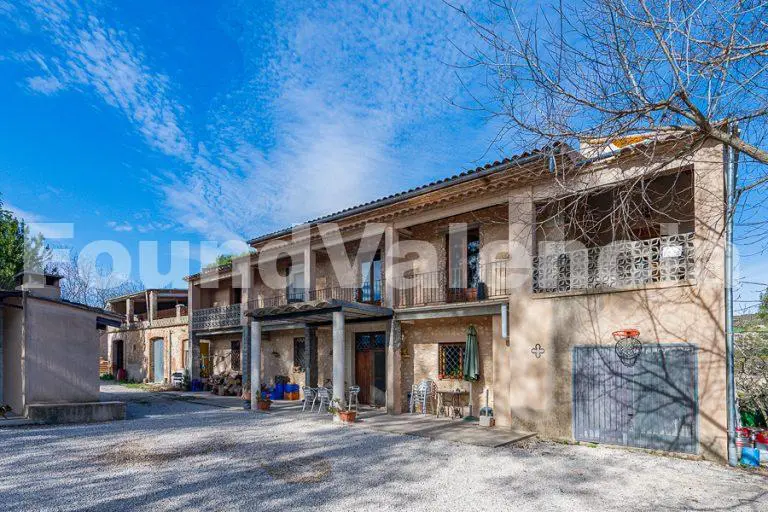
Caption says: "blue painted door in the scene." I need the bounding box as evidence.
[153,339,165,382]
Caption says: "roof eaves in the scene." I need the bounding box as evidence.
[247,147,553,246]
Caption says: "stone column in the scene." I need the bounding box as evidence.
[250,320,262,410]
[125,298,134,324]
[240,281,251,389]
[304,324,318,387]
[241,322,250,389]
[386,318,402,414]
[148,290,158,323]
[384,224,399,308]
[303,247,316,301]
[332,311,345,402]
[189,332,201,381]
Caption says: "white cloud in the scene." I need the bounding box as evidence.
[5,1,497,242]
[106,220,133,232]
[26,74,64,94]
[4,203,43,223]
[15,1,192,160]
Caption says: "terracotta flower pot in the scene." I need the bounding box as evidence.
[338,410,357,423]
[256,400,272,411]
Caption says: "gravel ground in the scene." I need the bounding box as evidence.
[0,385,766,511]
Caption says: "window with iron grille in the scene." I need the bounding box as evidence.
[294,337,306,371]
[438,343,464,379]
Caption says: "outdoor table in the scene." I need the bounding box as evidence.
[436,390,469,419]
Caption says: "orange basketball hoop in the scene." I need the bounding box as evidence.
[612,328,640,341]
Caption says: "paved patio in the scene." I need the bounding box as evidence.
[136,389,536,447]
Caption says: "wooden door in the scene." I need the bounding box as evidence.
[355,351,373,405]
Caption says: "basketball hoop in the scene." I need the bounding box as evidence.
[613,328,642,367]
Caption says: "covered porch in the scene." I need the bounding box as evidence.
[246,299,396,412]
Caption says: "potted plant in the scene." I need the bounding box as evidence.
[256,392,272,411]
[242,390,251,410]
[329,398,356,423]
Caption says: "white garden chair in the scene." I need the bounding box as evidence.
[348,385,360,412]
[409,379,436,415]
[302,386,317,412]
[316,387,332,414]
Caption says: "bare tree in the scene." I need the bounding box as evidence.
[453,0,768,244]
[55,249,145,308]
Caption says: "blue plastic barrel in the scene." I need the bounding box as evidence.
[741,447,760,467]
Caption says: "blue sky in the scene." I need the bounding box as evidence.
[0,0,765,312]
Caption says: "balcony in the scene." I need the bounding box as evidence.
[392,260,511,308]
[532,233,695,294]
[248,281,385,310]
[191,303,242,331]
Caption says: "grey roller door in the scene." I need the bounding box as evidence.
[572,344,698,454]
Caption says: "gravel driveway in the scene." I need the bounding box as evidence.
[0,385,766,511]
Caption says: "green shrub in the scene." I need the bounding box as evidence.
[100,373,115,381]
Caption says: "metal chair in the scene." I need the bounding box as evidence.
[409,379,436,415]
[316,387,332,414]
[348,385,360,412]
[302,386,317,412]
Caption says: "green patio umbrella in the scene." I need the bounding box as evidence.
[463,324,480,420]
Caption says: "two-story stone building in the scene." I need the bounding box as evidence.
[186,133,729,460]
[104,289,189,383]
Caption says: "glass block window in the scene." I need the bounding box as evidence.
[293,337,306,371]
[439,343,464,379]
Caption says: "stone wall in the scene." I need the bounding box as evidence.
[401,315,498,414]
[106,319,188,383]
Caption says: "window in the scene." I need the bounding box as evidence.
[355,332,386,351]
[360,254,382,303]
[438,343,464,379]
[447,227,481,289]
[286,263,305,303]
[294,337,306,371]
[230,340,241,372]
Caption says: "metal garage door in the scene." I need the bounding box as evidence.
[572,344,698,454]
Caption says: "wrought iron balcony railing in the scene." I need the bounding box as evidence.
[248,280,385,310]
[532,232,695,294]
[391,260,512,308]
[191,303,242,331]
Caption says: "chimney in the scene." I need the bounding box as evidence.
[14,271,62,301]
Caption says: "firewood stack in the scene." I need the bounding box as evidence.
[209,372,243,396]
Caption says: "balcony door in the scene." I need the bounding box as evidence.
[446,227,480,302]
[359,254,382,304]
[286,263,305,303]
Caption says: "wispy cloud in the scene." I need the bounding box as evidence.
[106,220,133,232]
[14,0,192,159]
[4,1,496,241]
[5,203,43,223]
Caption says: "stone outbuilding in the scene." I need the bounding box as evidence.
[0,272,125,423]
